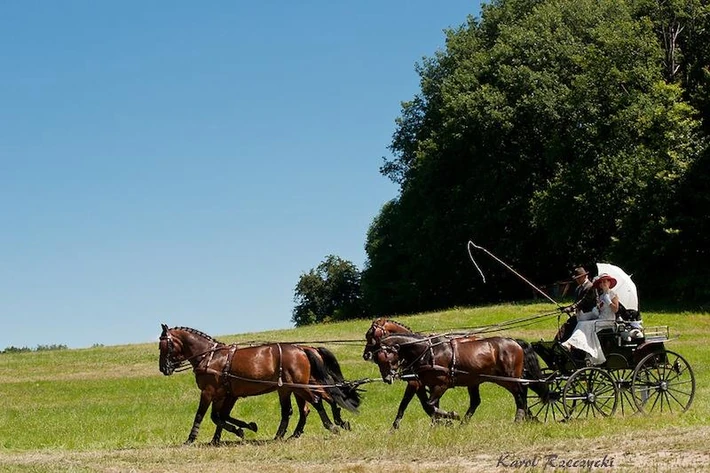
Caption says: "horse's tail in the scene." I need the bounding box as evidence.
[516,339,549,402]
[304,347,360,413]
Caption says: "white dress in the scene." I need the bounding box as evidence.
[562,290,617,365]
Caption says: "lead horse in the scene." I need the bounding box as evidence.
[370,330,548,424]
[158,325,359,443]
[210,344,360,443]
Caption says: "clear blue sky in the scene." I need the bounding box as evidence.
[1,1,482,349]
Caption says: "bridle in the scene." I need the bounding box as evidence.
[363,322,388,361]
[160,330,219,375]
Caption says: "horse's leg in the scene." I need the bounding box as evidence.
[210,399,246,442]
[415,383,439,419]
[511,383,527,422]
[498,382,527,422]
[463,384,482,422]
[185,391,212,445]
[304,391,337,433]
[290,394,310,439]
[427,385,459,421]
[391,382,419,429]
[211,396,258,444]
[329,400,349,430]
[274,390,293,440]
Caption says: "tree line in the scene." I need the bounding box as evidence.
[293,0,710,326]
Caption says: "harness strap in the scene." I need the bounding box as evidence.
[450,339,457,386]
[221,344,238,394]
[203,343,218,370]
[277,343,284,387]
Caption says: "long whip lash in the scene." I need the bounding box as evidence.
[467,241,487,283]
[467,241,561,308]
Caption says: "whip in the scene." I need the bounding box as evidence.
[467,241,562,308]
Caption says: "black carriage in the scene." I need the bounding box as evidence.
[527,316,695,422]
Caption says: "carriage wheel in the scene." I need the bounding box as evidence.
[631,350,695,414]
[563,368,618,420]
[608,368,638,416]
[526,375,567,423]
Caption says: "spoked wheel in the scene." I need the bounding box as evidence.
[563,367,618,420]
[526,374,567,422]
[608,368,638,416]
[632,350,695,414]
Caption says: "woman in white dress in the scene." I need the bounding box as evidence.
[561,273,619,365]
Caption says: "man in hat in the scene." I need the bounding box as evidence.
[555,266,597,342]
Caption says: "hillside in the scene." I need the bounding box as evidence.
[1,303,708,472]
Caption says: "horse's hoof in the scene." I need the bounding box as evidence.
[235,428,245,439]
[341,421,351,431]
[287,432,302,440]
[183,438,196,446]
[248,422,258,432]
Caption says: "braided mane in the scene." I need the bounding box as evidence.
[172,326,224,344]
[373,317,413,333]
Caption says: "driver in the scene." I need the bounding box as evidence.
[555,266,597,342]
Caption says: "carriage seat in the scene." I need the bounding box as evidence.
[597,321,644,348]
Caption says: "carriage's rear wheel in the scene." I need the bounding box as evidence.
[631,350,695,414]
[563,367,618,420]
[608,368,637,416]
[526,373,567,422]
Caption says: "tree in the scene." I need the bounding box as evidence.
[363,0,707,313]
[292,255,364,326]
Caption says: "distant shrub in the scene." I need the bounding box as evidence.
[35,344,68,352]
[1,346,32,354]
[1,344,68,354]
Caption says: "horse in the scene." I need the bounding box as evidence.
[158,325,359,443]
[371,332,547,424]
[210,344,360,444]
[363,318,443,428]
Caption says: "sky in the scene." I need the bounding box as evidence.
[1,1,482,349]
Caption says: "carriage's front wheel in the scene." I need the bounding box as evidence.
[563,367,618,420]
[526,372,567,423]
[631,350,695,414]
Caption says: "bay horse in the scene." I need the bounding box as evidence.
[158,325,358,443]
[210,344,360,443]
[363,318,442,428]
[371,332,547,424]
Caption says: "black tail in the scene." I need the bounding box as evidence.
[516,339,549,401]
[304,348,360,413]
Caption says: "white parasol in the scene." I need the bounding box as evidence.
[597,263,638,311]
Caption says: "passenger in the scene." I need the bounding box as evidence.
[561,273,619,365]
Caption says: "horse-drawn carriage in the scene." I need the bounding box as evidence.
[527,263,695,422]
[158,260,695,442]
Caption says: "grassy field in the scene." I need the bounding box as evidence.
[1,303,708,472]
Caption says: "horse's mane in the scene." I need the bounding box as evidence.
[172,326,224,344]
[373,317,413,333]
[381,332,426,344]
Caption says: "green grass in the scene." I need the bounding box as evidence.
[1,303,708,472]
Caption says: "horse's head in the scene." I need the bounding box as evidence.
[362,318,412,361]
[363,319,386,361]
[158,324,186,376]
[372,337,402,384]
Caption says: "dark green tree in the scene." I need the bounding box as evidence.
[363,0,707,314]
[292,255,364,326]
